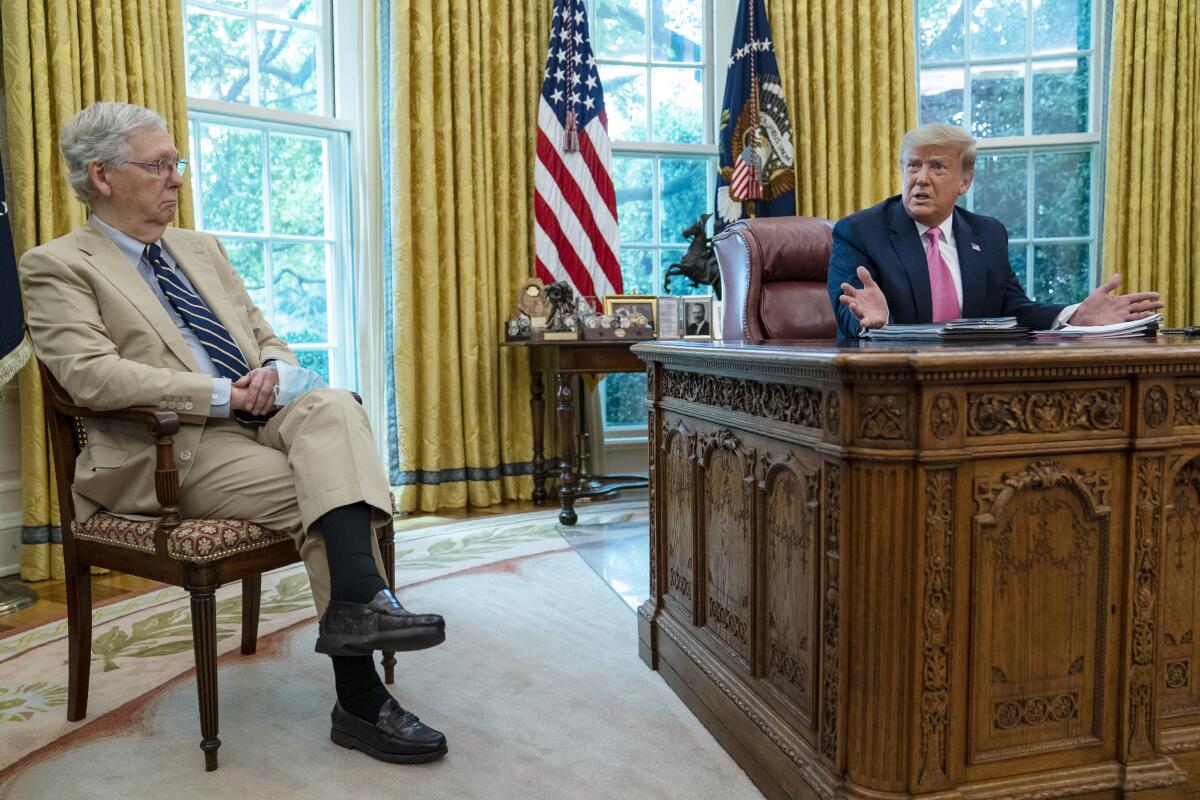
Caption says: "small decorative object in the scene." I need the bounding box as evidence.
[682,295,714,340]
[656,296,682,340]
[602,295,656,340]
[663,213,722,300]
[505,312,533,341]
[516,277,551,328]
[541,281,580,340]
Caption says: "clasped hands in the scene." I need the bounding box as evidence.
[231,366,280,415]
[838,267,1165,329]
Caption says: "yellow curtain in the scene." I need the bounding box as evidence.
[1,0,194,580]
[1102,1,1199,325]
[768,0,917,219]
[384,0,550,512]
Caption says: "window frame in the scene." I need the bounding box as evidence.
[591,0,721,434]
[183,0,360,390]
[184,0,332,115]
[916,0,1105,295]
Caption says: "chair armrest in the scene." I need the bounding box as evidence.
[45,394,183,556]
[50,400,182,437]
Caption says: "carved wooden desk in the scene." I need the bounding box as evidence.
[504,339,646,524]
[633,338,1200,800]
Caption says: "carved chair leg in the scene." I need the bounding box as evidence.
[65,559,92,722]
[189,585,221,771]
[241,574,261,655]
[378,519,397,685]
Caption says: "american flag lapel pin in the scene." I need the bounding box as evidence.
[971,243,982,252]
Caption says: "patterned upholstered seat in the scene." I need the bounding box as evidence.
[73,513,293,563]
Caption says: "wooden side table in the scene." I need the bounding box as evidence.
[504,339,648,524]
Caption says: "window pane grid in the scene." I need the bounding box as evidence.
[593,0,712,430]
[186,0,326,114]
[919,0,1099,306]
[187,110,346,378]
[187,0,324,32]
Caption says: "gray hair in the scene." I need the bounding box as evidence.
[900,123,977,173]
[59,102,167,205]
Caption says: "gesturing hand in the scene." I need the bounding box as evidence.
[838,266,890,330]
[1071,274,1164,327]
[231,367,280,416]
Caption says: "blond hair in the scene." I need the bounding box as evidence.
[900,124,976,173]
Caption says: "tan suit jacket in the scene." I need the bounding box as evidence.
[19,218,297,521]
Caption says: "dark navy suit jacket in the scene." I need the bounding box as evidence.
[826,195,1064,339]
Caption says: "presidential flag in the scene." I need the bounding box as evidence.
[535,0,622,303]
[715,0,795,233]
[0,153,30,386]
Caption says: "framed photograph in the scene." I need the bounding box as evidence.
[603,295,657,331]
[682,296,714,340]
[656,296,682,340]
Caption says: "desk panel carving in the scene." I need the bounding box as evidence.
[761,454,821,728]
[971,459,1111,763]
[662,421,696,619]
[699,431,754,666]
[1163,457,1200,728]
[662,369,823,429]
[968,388,1124,436]
[635,340,1197,799]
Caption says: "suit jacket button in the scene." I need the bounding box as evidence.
[184,402,194,411]
[160,400,168,408]
[180,450,192,461]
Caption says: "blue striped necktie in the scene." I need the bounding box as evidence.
[146,243,268,427]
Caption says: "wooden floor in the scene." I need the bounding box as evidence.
[0,498,544,632]
[3,496,1200,797]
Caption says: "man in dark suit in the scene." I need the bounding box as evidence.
[828,124,1163,338]
[685,302,710,336]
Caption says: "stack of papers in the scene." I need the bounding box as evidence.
[867,317,1032,342]
[1034,314,1162,339]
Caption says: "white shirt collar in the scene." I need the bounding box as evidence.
[91,213,164,268]
[913,211,955,246]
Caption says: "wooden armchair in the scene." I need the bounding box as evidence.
[38,361,397,771]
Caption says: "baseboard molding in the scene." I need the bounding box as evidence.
[0,511,22,578]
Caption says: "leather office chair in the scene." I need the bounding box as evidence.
[38,361,397,771]
[712,216,838,341]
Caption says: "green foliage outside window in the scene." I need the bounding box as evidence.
[918,0,1097,304]
[185,0,338,382]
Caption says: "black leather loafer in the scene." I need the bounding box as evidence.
[315,589,446,656]
[330,699,447,763]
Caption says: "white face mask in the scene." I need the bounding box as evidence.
[274,360,328,407]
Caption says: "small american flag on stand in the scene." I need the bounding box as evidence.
[535,0,622,303]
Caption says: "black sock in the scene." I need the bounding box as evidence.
[332,656,393,722]
[318,502,388,603]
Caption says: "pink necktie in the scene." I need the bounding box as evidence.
[925,228,961,322]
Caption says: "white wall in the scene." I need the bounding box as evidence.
[0,378,22,576]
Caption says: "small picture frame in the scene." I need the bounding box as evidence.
[682,296,714,340]
[656,296,682,340]
[603,295,657,331]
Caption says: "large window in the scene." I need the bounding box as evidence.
[183,0,355,387]
[917,0,1100,303]
[592,0,717,429]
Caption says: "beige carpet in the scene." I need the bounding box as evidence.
[0,507,763,799]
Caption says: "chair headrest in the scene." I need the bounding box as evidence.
[716,216,834,283]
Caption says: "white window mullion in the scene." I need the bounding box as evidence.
[261,128,274,317]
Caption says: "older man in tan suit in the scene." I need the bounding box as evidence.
[20,102,446,764]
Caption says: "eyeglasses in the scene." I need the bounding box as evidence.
[127,158,189,178]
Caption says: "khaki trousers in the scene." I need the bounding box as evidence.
[178,388,391,614]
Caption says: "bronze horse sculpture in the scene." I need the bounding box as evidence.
[663,213,721,300]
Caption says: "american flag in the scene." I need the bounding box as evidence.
[535,0,622,302]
